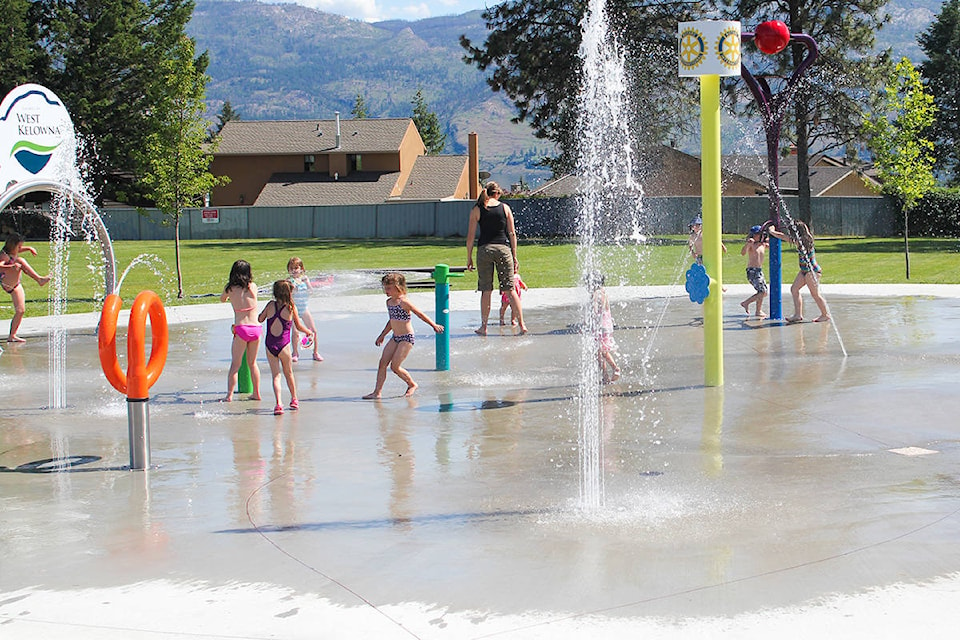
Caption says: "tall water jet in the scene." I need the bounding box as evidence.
[575,0,644,510]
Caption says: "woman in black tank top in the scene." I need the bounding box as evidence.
[465,182,527,335]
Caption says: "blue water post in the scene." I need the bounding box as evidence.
[769,237,783,320]
[431,264,463,371]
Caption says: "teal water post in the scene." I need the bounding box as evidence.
[432,264,463,371]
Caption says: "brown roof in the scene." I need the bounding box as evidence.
[216,118,416,155]
[254,171,400,206]
[395,155,469,200]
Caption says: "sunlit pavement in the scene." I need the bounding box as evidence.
[2,285,960,639]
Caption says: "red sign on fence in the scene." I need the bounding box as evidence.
[201,208,219,224]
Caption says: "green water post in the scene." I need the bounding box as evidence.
[432,264,463,371]
[237,357,253,394]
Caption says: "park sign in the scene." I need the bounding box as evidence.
[678,21,741,77]
[0,84,76,189]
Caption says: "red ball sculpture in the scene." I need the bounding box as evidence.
[755,20,790,54]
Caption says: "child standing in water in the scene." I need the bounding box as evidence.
[768,220,831,323]
[740,225,768,318]
[499,271,528,325]
[287,257,323,362]
[0,233,51,343]
[589,272,620,383]
[221,259,261,402]
[363,272,443,399]
[258,280,314,415]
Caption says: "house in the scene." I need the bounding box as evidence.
[530,146,764,197]
[209,116,479,206]
[531,146,879,198]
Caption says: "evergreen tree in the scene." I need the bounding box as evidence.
[862,58,937,279]
[140,35,229,298]
[460,0,704,175]
[919,0,960,186]
[0,0,48,91]
[722,0,891,224]
[411,88,445,155]
[39,0,196,205]
[351,93,368,119]
[210,100,240,139]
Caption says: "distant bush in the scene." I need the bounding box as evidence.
[899,188,960,237]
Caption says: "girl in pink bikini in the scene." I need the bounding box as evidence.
[221,259,261,401]
[0,233,51,343]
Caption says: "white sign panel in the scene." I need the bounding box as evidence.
[678,21,742,77]
[0,84,75,188]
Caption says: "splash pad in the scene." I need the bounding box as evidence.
[2,287,960,638]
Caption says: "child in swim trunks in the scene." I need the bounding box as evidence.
[287,257,322,363]
[258,279,314,415]
[0,233,51,343]
[363,272,443,399]
[740,225,768,318]
[221,259,261,402]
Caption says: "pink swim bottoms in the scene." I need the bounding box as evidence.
[233,324,262,343]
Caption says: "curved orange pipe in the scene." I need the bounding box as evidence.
[98,290,169,399]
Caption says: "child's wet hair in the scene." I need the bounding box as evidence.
[585,271,605,291]
[287,256,304,272]
[381,272,408,295]
[273,279,294,307]
[2,232,24,253]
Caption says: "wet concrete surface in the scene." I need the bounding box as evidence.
[2,286,960,638]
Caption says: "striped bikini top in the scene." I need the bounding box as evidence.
[387,302,410,321]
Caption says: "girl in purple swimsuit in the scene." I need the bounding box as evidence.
[363,272,443,399]
[221,260,261,402]
[258,280,314,415]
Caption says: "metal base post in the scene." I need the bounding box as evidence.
[127,397,151,470]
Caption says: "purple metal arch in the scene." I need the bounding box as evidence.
[739,32,818,320]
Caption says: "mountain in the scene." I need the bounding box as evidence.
[188,0,945,191]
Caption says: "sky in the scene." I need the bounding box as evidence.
[280,0,495,22]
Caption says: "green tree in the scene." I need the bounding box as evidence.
[919,0,960,186]
[722,0,891,225]
[0,0,48,91]
[862,58,937,279]
[140,35,229,298]
[39,0,196,205]
[460,0,703,175]
[411,87,445,154]
[351,93,368,119]
[209,100,240,139]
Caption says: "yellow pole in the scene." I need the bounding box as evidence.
[701,74,723,387]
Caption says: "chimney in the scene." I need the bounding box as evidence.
[335,111,341,149]
[468,132,479,200]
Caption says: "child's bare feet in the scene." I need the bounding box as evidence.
[813,315,831,323]
[475,326,487,336]
[221,395,233,403]
[7,335,26,343]
[38,275,51,287]
[740,301,750,314]
[313,353,324,362]
[404,382,418,397]
[518,324,528,335]
[785,315,803,323]
[610,368,621,382]
[362,391,381,400]
[251,393,261,401]
[499,319,505,326]
[757,311,768,319]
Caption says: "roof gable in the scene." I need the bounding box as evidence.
[396,155,469,200]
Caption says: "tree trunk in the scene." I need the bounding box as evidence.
[794,96,813,225]
[904,209,911,280]
[175,214,184,298]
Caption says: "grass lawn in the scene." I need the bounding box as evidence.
[2,235,959,319]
